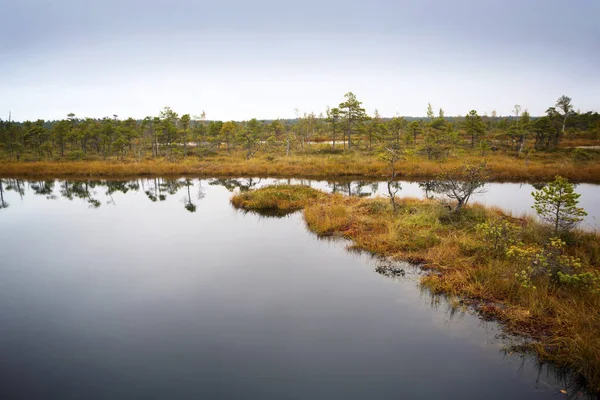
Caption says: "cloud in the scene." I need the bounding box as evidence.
[1,0,598,120]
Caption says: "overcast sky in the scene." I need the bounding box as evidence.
[1,0,598,121]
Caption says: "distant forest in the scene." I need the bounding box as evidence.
[1,93,598,161]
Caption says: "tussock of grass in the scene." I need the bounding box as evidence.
[234,185,600,392]
[231,185,326,212]
[304,198,352,236]
[1,150,600,182]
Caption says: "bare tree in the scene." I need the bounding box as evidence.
[433,162,489,213]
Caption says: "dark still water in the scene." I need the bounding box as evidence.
[0,178,593,399]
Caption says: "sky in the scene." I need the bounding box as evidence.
[1,0,598,121]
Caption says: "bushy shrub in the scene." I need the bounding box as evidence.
[572,148,593,163]
[507,237,599,291]
[313,147,345,155]
[167,147,184,162]
[476,220,522,256]
[67,150,86,161]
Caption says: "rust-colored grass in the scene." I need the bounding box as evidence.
[233,185,600,393]
[1,149,600,182]
[231,185,326,212]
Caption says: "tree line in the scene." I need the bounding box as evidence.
[1,93,598,161]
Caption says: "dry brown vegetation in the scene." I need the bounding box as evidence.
[231,185,600,393]
[1,148,600,182]
[231,185,327,213]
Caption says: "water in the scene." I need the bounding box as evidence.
[1,178,599,229]
[0,178,596,399]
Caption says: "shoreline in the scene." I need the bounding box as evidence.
[230,185,600,394]
[1,158,600,183]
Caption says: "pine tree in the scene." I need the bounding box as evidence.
[532,176,587,234]
[339,92,367,149]
[464,110,486,148]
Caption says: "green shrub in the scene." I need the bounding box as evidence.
[313,147,345,155]
[476,219,522,256]
[507,237,598,291]
[572,148,594,163]
[67,150,86,161]
[167,147,184,162]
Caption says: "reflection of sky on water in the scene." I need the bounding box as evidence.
[1,178,598,230]
[0,178,594,398]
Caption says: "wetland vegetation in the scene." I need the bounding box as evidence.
[232,182,600,394]
[1,94,600,182]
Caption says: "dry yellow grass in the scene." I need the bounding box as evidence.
[1,150,600,181]
[231,185,326,213]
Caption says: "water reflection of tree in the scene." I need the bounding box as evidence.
[327,181,349,195]
[4,179,25,200]
[370,182,379,194]
[161,179,186,196]
[209,178,261,192]
[197,180,206,201]
[183,179,197,212]
[355,181,376,197]
[135,178,204,211]
[0,180,8,209]
[0,178,31,208]
[144,178,165,202]
[61,181,101,208]
[327,180,375,197]
[55,178,202,209]
[104,181,131,205]
[17,178,205,208]
[29,180,56,199]
[418,181,438,199]
[294,179,313,187]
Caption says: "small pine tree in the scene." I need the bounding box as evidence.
[464,110,486,149]
[532,176,587,234]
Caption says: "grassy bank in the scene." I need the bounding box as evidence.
[232,185,600,393]
[1,149,600,182]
